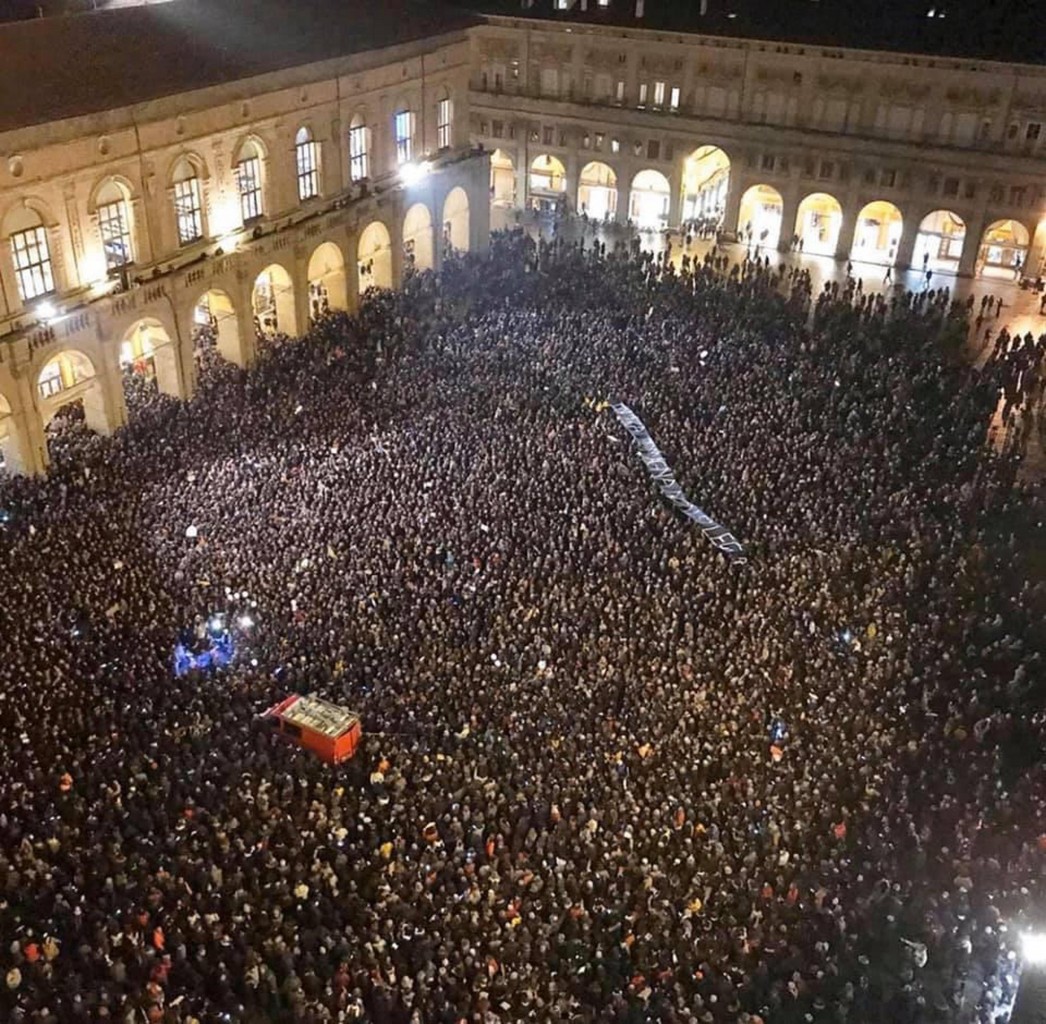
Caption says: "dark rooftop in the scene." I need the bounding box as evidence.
[457,0,1045,65]
[0,0,479,134]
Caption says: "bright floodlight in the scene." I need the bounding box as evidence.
[36,301,57,322]
[1022,932,1046,965]
[238,615,254,630]
[400,161,431,187]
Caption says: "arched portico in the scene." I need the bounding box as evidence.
[681,146,730,224]
[851,200,904,265]
[978,219,1030,278]
[914,210,966,273]
[120,318,182,399]
[358,221,393,292]
[578,162,618,221]
[194,289,244,366]
[403,203,434,273]
[529,154,566,211]
[490,149,516,207]
[307,241,348,314]
[630,170,671,231]
[35,347,120,442]
[737,184,784,248]
[442,187,470,254]
[794,192,843,257]
[252,263,297,338]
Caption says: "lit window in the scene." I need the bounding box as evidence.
[669,86,680,111]
[638,83,648,107]
[174,176,202,244]
[611,137,620,153]
[236,152,263,222]
[96,180,132,270]
[11,224,54,302]
[653,81,665,108]
[555,0,569,8]
[295,128,319,201]
[598,0,609,6]
[615,80,625,104]
[349,120,369,181]
[98,200,131,270]
[594,132,604,149]
[437,97,453,149]
[394,110,415,165]
[38,361,62,399]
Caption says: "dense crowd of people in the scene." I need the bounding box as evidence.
[1,230,1044,1024]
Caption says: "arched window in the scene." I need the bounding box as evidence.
[394,109,415,165]
[172,157,203,245]
[349,115,369,182]
[235,139,264,222]
[5,205,54,302]
[95,179,133,270]
[437,91,453,150]
[295,127,319,202]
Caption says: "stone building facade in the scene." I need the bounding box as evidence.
[469,11,1046,280]
[0,1,489,475]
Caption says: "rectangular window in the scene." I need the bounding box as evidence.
[38,362,62,399]
[11,226,54,301]
[581,133,591,149]
[615,80,625,104]
[761,154,776,171]
[818,160,834,180]
[942,177,959,197]
[492,119,504,138]
[394,110,414,164]
[653,81,665,108]
[296,141,319,201]
[540,68,559,97]
[174,177,203,244]
[638,83,648,107]
[349,125,369,181]
[98,200,132,270]
[437,98,452,149]
[880,168,897,188]
[647,139,660,160]
[610,137,620,153]
[669,86,680,111]
[236,157,263,222]
[594,132,604,150]
[1010,185,1027,206]
[1027,122,1042,141]
[542,126,554,146]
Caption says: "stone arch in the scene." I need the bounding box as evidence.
[166,150,209,186]
[307,241,348,314]
[851,200,904,265]
[578,161,618,221]
[88,176,137,276]
[252,263,298,338]
[914,210,967,273]
[794,192,843,257]
[120,317,181,399]
[490,149,516,207]
[529,154,567,203]
[1,195,59,235]
[442,187,470,254]
[0,389,18,474]
[231,133,269,168]
[978,219,1030,278]
[737,183,784,247]
[34,347,115,438]
[402,202,434,273]
[681,146,731,224]
[87,174,137,214]
[194,288,243,365]
[358,221,393,292]
[629,169,672,230]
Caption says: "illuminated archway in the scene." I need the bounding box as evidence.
[120,319,180,399]
[194,289,242,366]
[358,221,393,292]
[0,392,16,474]
[978,219,1030,278]
[630,169,671,231]
[529,154,566,197]
[307,241,348,314]
[737,184,783,248]
[36,349,113,438]
[578,161,618,221]
[794,192,843,257]
[914,210,966,273]
[681,146,730,224]
[851,200,904,265]
[403,203,434,273]
[252,264,297,338]
[490,149,516,207]
[443,187,470,254]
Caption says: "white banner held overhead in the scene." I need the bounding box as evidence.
[611,402,748,566]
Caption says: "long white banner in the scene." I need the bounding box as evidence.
[611,402,748,566]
